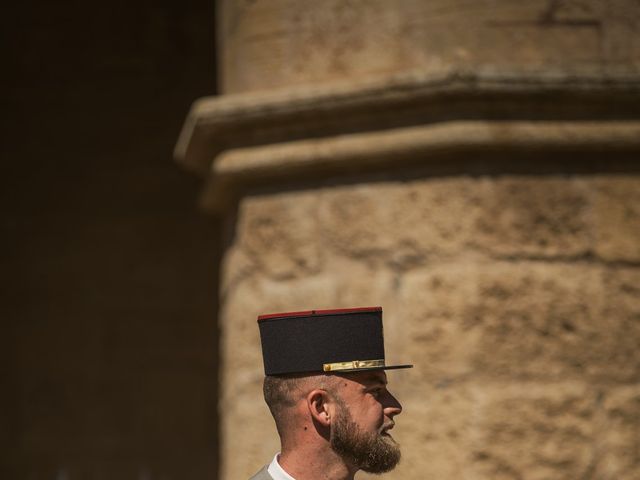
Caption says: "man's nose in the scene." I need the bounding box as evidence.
[383,391,403,418]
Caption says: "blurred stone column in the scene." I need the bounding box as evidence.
[176,1,640,479]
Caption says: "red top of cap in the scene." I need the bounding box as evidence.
[257,306,382,322]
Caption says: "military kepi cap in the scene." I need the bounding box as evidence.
[258,306,413,376]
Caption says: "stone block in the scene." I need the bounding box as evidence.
[474,177,591,258]
[221,0,640,93]
[318,178,482,268]
[594,386,640,479]
[400,261,638,383]
[592,176,640,262]
[398,263,482,383]
[235,191,324,280]
[470,383,597,480]
[470,262,624,382]
[598,267,640,382]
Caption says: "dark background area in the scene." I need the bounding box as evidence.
[2,1,220,478]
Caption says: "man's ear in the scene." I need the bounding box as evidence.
[306,389,332,427]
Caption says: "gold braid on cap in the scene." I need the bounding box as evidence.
[323,359,385,372]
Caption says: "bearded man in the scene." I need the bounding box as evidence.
[250,307,412,480]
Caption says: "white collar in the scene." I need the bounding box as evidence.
[267,453,297,480]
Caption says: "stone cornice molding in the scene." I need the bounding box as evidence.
[174,69,640,212]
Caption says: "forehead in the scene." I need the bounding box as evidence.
[336,370,388,388]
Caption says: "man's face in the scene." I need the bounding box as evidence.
[328,370,403,473]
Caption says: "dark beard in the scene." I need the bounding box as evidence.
[330,399,401,473]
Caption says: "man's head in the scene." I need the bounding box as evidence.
[263,369,403,473]
[258,307,411,475]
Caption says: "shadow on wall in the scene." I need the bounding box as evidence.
[2,0,221,479]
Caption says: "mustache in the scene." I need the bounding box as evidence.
[380,422,395,434]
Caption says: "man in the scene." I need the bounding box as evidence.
[250,307,412,480]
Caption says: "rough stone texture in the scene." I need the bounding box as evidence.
[316,179,483,267]
[220,175,640,479]
[235,191,325,280]
[596,385,640,479]
[470,262,623,382]
[202,2,640,480]
[474,178,592,258]
[593,177,640,262]
[600,267,640,382]
[220,0,640,93]
[470,383,598,480]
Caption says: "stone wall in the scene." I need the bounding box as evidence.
[219,0,640,94]
[177,1,640,479]
[218,173,639,480]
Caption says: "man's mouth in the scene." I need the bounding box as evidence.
[380,423,395,436]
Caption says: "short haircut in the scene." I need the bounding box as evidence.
[263,374,339,437]
[263,375,307,432]
[263,375,305,413]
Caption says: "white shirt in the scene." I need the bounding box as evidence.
[267,452,297,480]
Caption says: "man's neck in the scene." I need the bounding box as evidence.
[278,444,356,480]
